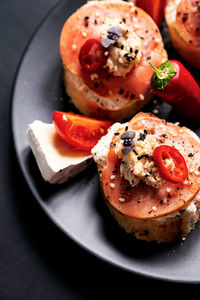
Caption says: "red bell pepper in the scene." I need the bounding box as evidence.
[153,145,188,183]
[135,0,167,27]
[150,60,200,121]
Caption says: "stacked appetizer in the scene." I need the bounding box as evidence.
[60,0,167,120]
[92,112,200,242]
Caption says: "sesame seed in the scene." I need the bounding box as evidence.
[119,197,125,202]
[166,188,171,193]
[72,44,77,50]
[163,197,168,203]
[152,206,157,211]
[139,94,144,100]
[155,38,161,43]
[194,170,200,176]
[110,183,115,188]
[90,73,99,81]
[104,51,109,56]
[183,180,189,184]
[110,175,116,180]
[81,31,87,37]
[179,129,183,133]
[153,109,159,114]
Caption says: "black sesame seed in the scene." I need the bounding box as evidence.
[121,44,124,50]
[182,16,187,22]
[137,133,146,141]
[125,126,128,131]
[114,132,120,135]
[112,169,118,174]
[130,47,133,53]
[94,82,99,88]
[130,93,135,99]
[135,49,138,54]
[84,16,89,21]
[147,56,151,60]
[119,89,124,95]
[188,153,194,157]
[137,154,150,160]
[125,186,131,191]
[122,18,126,23]
[94,19,97,25]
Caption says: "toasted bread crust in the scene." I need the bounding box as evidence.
[63,66,153,121]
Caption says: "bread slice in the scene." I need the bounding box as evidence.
[60,0,168,121]
[92,113,200,243]
[98,164,200,243]
[63,66,153,121]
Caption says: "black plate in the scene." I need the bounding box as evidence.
[11,0,200,283]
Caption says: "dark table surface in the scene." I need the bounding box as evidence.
[0,0,199,298]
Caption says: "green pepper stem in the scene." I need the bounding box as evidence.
[149,62,169,80]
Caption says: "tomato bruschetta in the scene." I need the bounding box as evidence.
[165,0,200,69]
[60,0,167,121]
[92,112,200,243]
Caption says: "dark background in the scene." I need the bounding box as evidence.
[0,0,199,298]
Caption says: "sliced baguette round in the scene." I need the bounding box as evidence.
[60,0,168,121]
[98,164,200,243]
[63,66,153,121]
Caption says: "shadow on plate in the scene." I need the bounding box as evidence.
[23,147,96,201]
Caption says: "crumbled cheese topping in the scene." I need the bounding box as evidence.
[116,129,173,189]
[101,18,142,77]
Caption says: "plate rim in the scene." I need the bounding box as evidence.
[10,0,200,284]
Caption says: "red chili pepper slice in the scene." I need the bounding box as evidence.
[53,111,113,151]
[79,38,106,73]
[153,145,188,183]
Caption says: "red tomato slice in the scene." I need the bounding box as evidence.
[79,38,106,73]
[53,111,113,151]
[153,145,188,183]
[135,0,167,26]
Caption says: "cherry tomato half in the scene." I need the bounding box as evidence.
[79,38,106,73]
[53,111,113,151]
[153,145,188,183]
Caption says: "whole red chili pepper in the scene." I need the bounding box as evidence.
[150,60,200,122]
[135,0,167,27]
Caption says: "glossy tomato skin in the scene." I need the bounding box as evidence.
[135,0,167,27]
[153,145,188,184]
[53,111,112,151]
[79,38,106,73]
[152,60,200,121]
